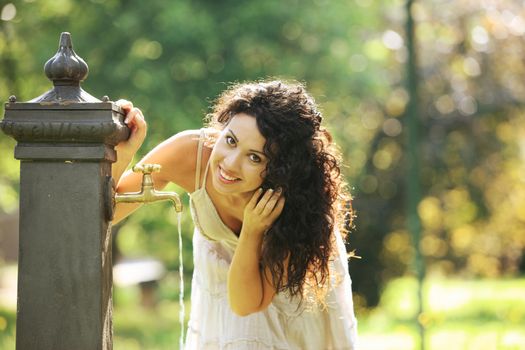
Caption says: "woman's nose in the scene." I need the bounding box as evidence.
[224,152,241,170]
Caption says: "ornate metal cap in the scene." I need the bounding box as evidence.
[28,32,100,103]
[44,32,89,86]
[1,32,129,158]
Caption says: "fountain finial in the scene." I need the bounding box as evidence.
[29,32,100,103]
[44,32,89,86]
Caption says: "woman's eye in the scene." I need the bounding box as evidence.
[249,154,261,163]
[225,136,236,146]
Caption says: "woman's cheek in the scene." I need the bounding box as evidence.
[253,165,267,186]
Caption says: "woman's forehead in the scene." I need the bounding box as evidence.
[226,113,266,146]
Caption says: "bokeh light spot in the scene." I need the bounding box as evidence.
[382,30,404,50]
[1,3,16,21]
[383,118,402,137]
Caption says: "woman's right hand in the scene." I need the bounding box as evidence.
[115,99,147,157]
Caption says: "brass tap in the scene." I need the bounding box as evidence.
[115,163,183,212]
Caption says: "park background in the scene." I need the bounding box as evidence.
[0,0,524,349]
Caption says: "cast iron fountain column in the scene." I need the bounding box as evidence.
[0,32,129,350]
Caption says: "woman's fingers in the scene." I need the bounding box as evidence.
[114,102,147,154]
[243,188,285,236]
[273,196,285,217]
[115,100,143,128]
[115,99,133,113]
[256,188,283,216]
[247,188,263,210]
[129,109,147,143]
[254,189,275,212]
[124,107,141,124]
[115,100,146,132]
[262,190,283,216]
[124,108,147,143]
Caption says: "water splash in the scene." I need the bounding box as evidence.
[177,211,185,349]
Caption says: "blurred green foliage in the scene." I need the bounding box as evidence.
[0,0,524,328]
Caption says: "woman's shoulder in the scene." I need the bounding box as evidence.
[151,127,218,192]
[152,129,201,159]
[165,127,219,155]
[167,127,219,145]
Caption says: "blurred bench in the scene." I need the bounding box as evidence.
[113,257,166,308]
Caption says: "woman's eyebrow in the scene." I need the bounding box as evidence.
[228,129,266,157]
[228,129,239,142]
[251,149,266,157]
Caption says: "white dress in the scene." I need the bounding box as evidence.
[184,130,359,350]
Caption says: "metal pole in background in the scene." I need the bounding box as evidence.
[405,1,426,349]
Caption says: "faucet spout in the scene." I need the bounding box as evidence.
[114,164,183,212]
[151,191,183,212]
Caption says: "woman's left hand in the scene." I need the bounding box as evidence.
[242,188,285,237]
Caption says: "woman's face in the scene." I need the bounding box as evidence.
[209,113,268,198]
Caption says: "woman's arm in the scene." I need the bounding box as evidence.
[227,188,285,316]
[112,130,201,224]
[111,100,147,224]
[111,100,201,224]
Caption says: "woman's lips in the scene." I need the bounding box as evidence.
[218,166,241,183]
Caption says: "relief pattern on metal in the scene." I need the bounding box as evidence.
[0,120,127,144]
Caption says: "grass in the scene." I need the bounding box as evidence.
[0,308,15,350]
[358,277,525,350]
[112,280,189,350]
[1,275,525,349]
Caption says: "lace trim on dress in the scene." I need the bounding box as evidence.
[186,326,290,350]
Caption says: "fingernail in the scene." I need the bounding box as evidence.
[276,187,282,193]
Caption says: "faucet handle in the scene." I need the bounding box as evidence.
[132,163,162,174]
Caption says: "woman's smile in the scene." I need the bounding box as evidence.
[218,166,241,183]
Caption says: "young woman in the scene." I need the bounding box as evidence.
[113,80,358,349]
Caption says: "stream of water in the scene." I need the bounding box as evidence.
[177,211,185,349]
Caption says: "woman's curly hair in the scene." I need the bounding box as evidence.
[207,80,354,301]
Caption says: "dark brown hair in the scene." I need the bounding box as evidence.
[207,80,353,300]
